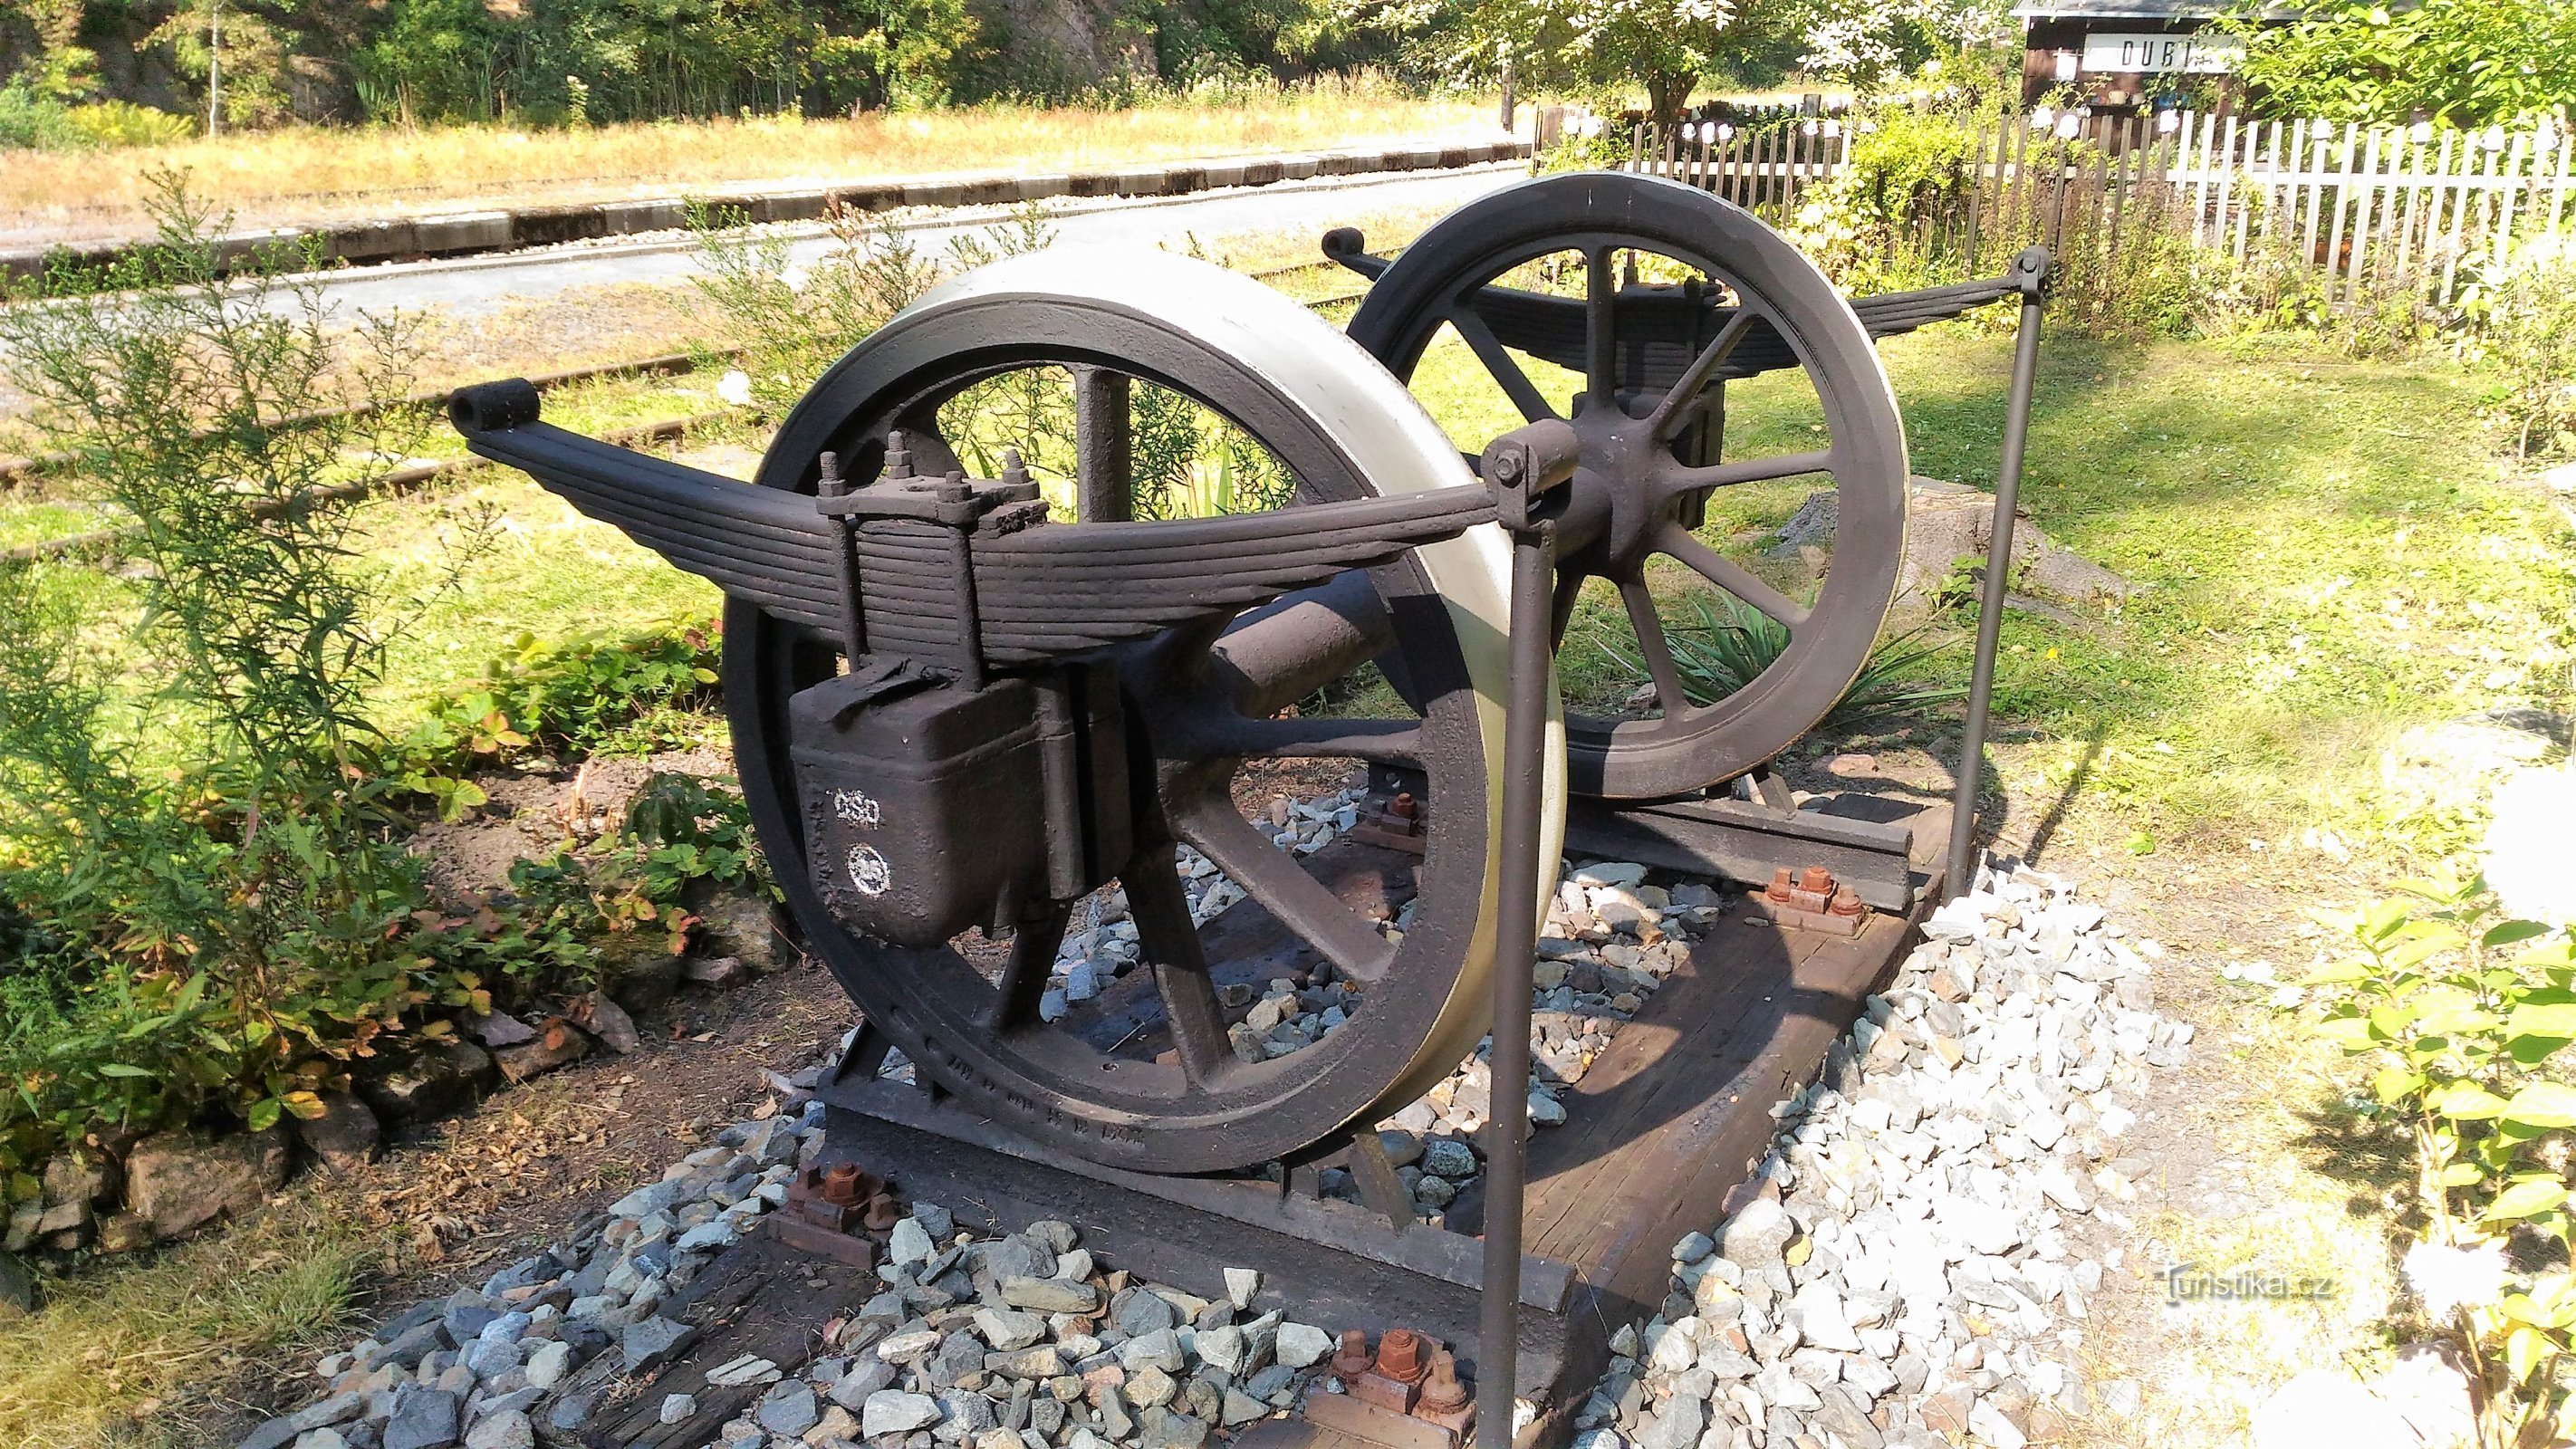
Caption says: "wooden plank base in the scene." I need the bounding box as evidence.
[783,792,1940,1449]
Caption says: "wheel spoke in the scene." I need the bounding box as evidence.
[1170,794,1397,985]
[1660,524,1812,629]
[1548,568,1587,648]
[1645,312,1756,440]
[1073,367,1134,523]
[1620,579,1699,723]
[986,905,1073,1031]
[1447,304,1560,424]
[1176,715,1423,766]
[1124,850,1234,1086]
[1584,245,1618,411]
[1656,447,1836,499]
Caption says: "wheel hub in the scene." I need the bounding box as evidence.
[1559,389,1694,581]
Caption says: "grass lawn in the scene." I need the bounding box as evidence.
[0,87,1505,249]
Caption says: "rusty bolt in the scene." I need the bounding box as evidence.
[1390,792,1417,820]
[1799,866,1834,894]
[1765,868,1793,904]
[1377,1329,1427,1383]
[1828,886,1865,918]
[1331,1329,1373,1379]
[819,1164,867,1206]
[1419,1349,1470,1412]
[861,1194,904,1233]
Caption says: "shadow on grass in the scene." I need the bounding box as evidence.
[2286,1089,2421,1231]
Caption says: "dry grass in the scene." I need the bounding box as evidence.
[1,86,1504,249]
[0,1197,386,1449]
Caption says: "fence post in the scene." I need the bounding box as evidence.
[2493,130,2531,276]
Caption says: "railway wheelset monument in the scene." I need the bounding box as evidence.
[450,170,2056,1449]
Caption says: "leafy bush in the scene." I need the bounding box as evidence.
[2221,0,2576,129]
[686,199,943,418]
[2302,869,2576,1443]
[0,177,735,1179]
[2456,229,2576,457]
[0,80,98,150]
[391,622,725,819]
[63,100,195,148]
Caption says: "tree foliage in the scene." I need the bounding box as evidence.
[2223,0,2576,127]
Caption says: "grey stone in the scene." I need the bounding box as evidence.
[523,1340,572,1390]
[1715,1196,1793,1271]
[1111,1288,1177,1337]
[976,1308,1049,1351]
[123,1128,291,1240]
[292,1092,383,1175]
[831,1357,901,1408]
[985,1346,1066,1379]
[864,1392,945,1436]
[579,993,642,1053]
[1146,1411,1209,1449]
[381,1390,462,1449]
[659,1395,698,1425]
[460,1410,532,1449]
[997,1276,1098,1313]
[1221,1389,1268,1426]
[1420,1138,1477,1179]
[1274,1322,1332,1369]
[444,1301,501,1344]
[0,1246,34,1316]
[984,1235,1056,1281]
[890,1218,936,1265]
[756,1383,822,1437]
[465,1337,519,1378]
[1639,1394,1702,1449]
[1120,1329,1185,1373]
[621,1315,698,1374]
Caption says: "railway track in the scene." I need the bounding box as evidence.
[3,266,1370,562]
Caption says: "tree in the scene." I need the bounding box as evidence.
[1800,0,2012,92]
[2221,0,2576,128]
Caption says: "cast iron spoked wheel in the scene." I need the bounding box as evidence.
[726,249,1558,1176]
[1346,171,1909,801]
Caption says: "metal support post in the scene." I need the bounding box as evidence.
[1945,247,2052,902]
[1477,515,1554,1449]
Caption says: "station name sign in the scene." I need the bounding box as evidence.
[2081,31,2244,73]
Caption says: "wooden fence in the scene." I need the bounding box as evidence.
[1606,110,2576,312]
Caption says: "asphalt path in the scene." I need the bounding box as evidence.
[298,162,1528,319]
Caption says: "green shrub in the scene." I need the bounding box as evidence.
[1590,590,1967,737]
[63,100,194,148]
[685,199,943,418]
[2456,229,2576,457]
[0,176,728,1178]
[0,82,86,151]
[2300,869,2576,1441]
[389,621,724,820]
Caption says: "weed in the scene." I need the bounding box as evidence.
[1588,590,1967,736]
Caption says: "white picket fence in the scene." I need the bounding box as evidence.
[1610,108,2576,311]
